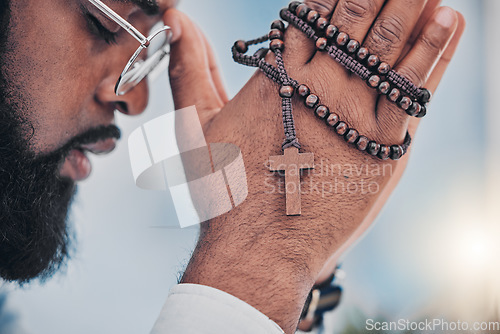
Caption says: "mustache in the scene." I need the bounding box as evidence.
[40,125,121,163]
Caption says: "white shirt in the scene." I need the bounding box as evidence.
[150,284,285,334]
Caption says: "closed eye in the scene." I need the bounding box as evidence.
[85,12,119,45]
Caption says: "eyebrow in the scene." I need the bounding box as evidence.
[112,0,160,15]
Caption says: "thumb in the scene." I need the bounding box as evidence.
[163,9,227,128]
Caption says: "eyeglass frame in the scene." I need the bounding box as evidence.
[87,0,172,96]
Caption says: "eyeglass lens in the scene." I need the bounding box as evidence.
[116,25,172,96]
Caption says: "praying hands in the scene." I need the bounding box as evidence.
[162,0,465,332]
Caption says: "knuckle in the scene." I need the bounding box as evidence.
[371,16,405,46]
[375,105,408,141]
[306,0,335,16]
[168,62,188,82]
[397,63,425,87]
[340,0,376,21]
[419,31,446,53]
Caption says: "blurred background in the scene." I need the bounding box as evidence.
[1,0,498,333]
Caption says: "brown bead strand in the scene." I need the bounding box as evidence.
[294,84,410,160]
[282,4,431,118]
[231,18,412,160]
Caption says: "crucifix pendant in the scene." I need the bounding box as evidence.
[269,147,314,216]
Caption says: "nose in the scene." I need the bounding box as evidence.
[95,75,149,116]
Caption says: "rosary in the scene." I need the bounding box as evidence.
[232,2,432,216]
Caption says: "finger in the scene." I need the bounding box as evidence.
[330,0,386,43]
[407,10,465,137]
[397,0,442,65]
[198,26,229,104]
[376,6,458,140]
[426,11,466,92]
[363,0,426,66]
[284,1,339,65]
[163,9,225,126]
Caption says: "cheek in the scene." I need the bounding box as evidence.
[5,1,110,153]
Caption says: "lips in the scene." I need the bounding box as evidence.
[59,137,117,182]
[80,137,117,155]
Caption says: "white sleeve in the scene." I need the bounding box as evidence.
[150,284,285,334]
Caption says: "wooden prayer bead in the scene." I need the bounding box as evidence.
[326,113,340,127]
[357,47,369,61]
[356,136,369,151]
[296,4,310,18]
[378,81,391,95]
[280,8,289,20]
[417,105,427,118]
[335,122,348,136]
[336,32,349,46]
[368,75,381,88]
[367,54,380,68]
[270,39,284,51]
[399,96,412,111]
[289,1,301,12]
[316,37,328,51]
[418,88,432,104]
[344,129,359,144]
[315,105,329,119]
[378,62,391,75]
[347,40,360,54]
[316,17,329,31]
[378,145,390,160]
[305,94,319,108]
[367,141,381,156]
[326,25,338,39]
[271,20,285,32]
[297,84,310,97]
[234,40,248,53]
[406,101,422,117]
[269,29,284,40]
[390,145,403,160]
[388,88,401,103]
[307,10,320,24]
[280,85,295,98]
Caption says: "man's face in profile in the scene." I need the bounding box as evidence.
[0,0,173,283]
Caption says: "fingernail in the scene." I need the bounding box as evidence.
[435,7,457,28]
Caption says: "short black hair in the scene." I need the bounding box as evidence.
[0,0,10,65]
[0,0,9,31]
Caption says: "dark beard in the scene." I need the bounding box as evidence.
[0,0,74,284]
[0,113,120,284]
[0,142,76,284]
[0,1,119,283]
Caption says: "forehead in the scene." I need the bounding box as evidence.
[107,0,177,14]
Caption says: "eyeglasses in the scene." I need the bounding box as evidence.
[88,0,172,96]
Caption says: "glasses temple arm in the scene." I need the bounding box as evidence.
[88,0,149,45]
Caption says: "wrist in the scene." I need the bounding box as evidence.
[182,219,325,333]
